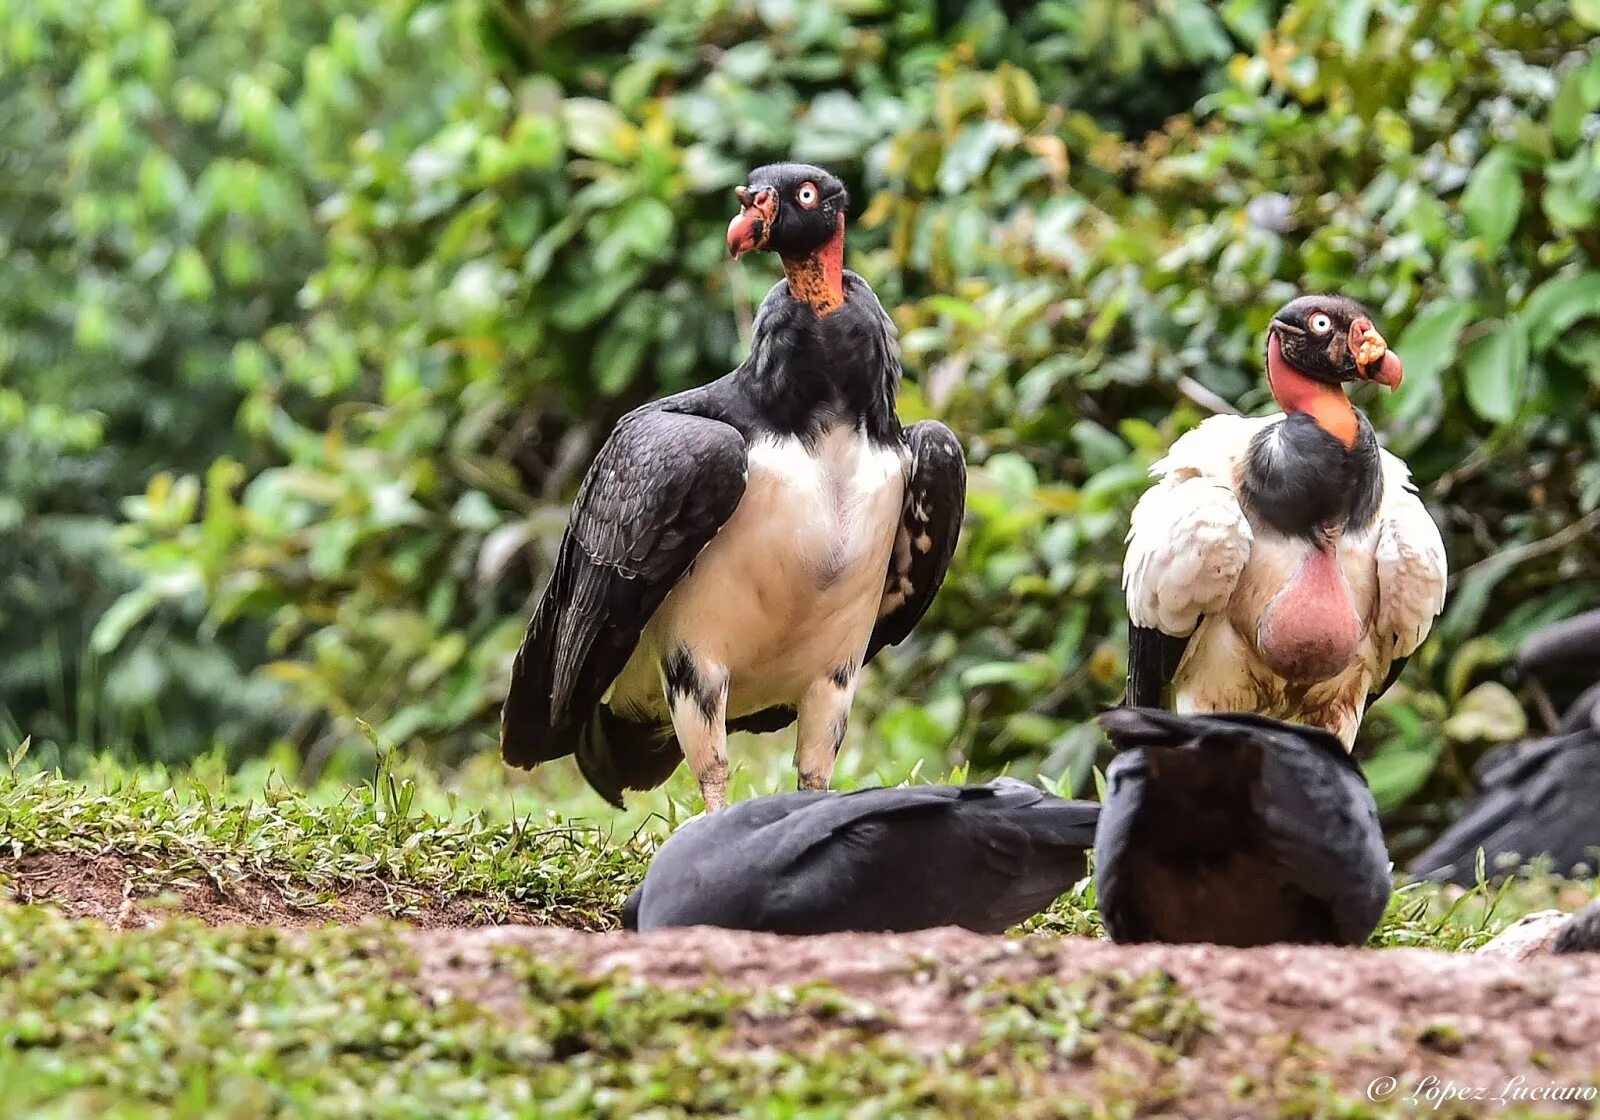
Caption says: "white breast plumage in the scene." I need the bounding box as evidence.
[612,423,906,718]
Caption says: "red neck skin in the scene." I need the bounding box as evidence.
[781,213,846,316]
[1266,333,1358,449]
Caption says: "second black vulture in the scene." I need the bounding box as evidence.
[1555,899,1600,954]
[1094,707,1392,947]
[1406,728,1600,885]
[623,779,1099,934]
[1407,608,1600,886]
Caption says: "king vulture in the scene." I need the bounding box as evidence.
[1094,708,1392,947]
[500,163,966,811]
[1123,296,1449,747]
[622,778,1100,934]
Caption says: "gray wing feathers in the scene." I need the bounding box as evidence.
[866,420,966,663]
[1259,744,1391,944]
[501,409,746,765]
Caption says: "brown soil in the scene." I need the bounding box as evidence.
[414,926,1600,1114]
[7,853,1600,1115]
[1,850,543,929]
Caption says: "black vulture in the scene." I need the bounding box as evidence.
[623,778,1098,934]
[1095,708,1391,946]
[1407,609,1600,885]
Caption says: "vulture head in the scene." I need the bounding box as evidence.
[1267,295,1404,391]
[726,163,849,261]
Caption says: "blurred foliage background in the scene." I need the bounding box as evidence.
[4,0,1599,854]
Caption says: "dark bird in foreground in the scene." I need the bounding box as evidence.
[1122,295,1445,746]
[1094,708,1392,947]
[621,779,1099,934]
[1518,607,1600,733]
[1408,610,1600,886]
[500,163,966,810]
[1406,728,1600,886]
[1555,900,1600,954]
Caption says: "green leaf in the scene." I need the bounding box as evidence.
[92,587,161,654]
[1574,0,1600,30]
[1462,317,1528,423]
[1443,682,1527,743]
[1550,66,1590,150]
[1362,726,1441,813]
[1521,271,1600,352]
[1330,0,1373,54]
[1460,148,1523,250]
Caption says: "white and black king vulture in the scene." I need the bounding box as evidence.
[500,163,966,811]
[1123,296,1448,746]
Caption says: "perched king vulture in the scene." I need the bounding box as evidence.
[1407,608,1600,886]
[622,778,1100,934]
[1123,296,1449,746]
[501,164,966,811]
[1094,708,1392,947]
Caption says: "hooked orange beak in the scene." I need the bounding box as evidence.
[726,185,777,259]
[1350,318,1404,390]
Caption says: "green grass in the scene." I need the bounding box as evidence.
[3,746,1594,939]
[3,754,1599,1117]
[0,753,652,927]
[0,906,1200,1119]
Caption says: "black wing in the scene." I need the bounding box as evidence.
[1126,626,1193,708]
[631,781,1097,934]
[500,408,747,767]
[864,421,965,664]
[1095,708,1388,947]
[1256,723,1392,946]
[1555,900,1600,954]
[1518,608,1600,680]
[1408,728,1600,886]
[763,780,1098,934]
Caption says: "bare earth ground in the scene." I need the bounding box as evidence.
[7,851,1600,1115]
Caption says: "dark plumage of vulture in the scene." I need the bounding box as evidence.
[1555,899,1600,954]
[1094,708,1392,947]
[622,779,1099,934]
[1518,607,1600,733]
[1407,609,1600,886]
[1123,296,1447,747]
[1407,729,1600,885]
[500,163,966,810]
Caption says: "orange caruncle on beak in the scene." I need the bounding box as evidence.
[1350,318,1404,390]
[726,186,777,259]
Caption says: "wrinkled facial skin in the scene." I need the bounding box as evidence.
[726,163,848,260]
[1268,294,1404,390]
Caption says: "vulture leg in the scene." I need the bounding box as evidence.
[663,651,732,812]
[794,664,859,791]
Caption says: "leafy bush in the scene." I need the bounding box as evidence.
[5,0,1599,843]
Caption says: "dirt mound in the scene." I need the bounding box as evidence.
[418,926,1600,1114]
[2,851,543,929]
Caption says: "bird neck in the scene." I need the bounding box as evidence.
[1266,335,1357,449]
[781,213,846,316]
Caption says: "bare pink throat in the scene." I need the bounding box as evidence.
[1255,546,1361,684]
